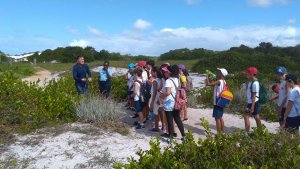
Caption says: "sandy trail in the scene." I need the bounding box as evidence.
[22,69,61,87]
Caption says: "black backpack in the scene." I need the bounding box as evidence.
[135,80,151,103]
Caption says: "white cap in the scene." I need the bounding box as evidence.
[217,68,228,77]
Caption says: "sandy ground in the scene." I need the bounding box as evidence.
[22,69,61,87]
[1,70,280,169]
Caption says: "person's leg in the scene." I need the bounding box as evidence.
[184,106,188,120]
[279,108,286,128]
[105,81,111,98]
[99,81,105,95]
[253,102,261,128]
[165,111,174,137]
[75,83,84,95]
[215,119,221,133]
[244,114,250,132]
[220,118,224,132]
[158,109,165,131]
[173,110,185,137]
[244,104,251,132]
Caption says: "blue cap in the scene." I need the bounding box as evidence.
[276,66,287,75]
[128,63,135,69]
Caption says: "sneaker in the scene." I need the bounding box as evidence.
[173,133,177,137]
[143,119,147,124]
[161,133,170,138]
[150,128,160,132]
[133,121,139,126]
[136,124,145,129]
[131,114,139,118]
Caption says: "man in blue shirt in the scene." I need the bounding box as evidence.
[99,60,113,98]
[73,56,92,95]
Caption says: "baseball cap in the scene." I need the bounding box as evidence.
[217,68,228,77]
[162,66,171,74]
[178,64,186,70]
[285,74,298,84]
[128,63,135,69]
[138,61,147,67]
[242,67,258,75]
[276,66,287,75]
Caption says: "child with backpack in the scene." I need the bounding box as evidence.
[275,66,290,128]
[206,68,228,133]
[160,65,185,140]
[283,74,300,132]
[131,67,146,129]
[242,67,261,132]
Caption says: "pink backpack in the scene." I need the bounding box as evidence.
[170,79,188,111]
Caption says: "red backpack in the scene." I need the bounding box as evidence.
[170,79,187,111]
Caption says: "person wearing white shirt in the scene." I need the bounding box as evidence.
[243,67,261,132]
[283,74,300,132]
[160,65,185,140]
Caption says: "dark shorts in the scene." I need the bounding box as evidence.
[134,100,143,113]
[285,116,300,132]
[246,102,260,116]
[213,105,224,120]
[75,83,88,95]
[99,80,111,95]
[279,108,286,122]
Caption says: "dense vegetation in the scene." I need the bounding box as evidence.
[27,46,154,63]
[115,119,300,168]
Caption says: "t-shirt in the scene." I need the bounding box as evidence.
[287,86,300,117]
[126,72,132,86]
[163,77,179,111]
[278,80,287,107]
[151,78,161,96]
[247,81,259,104]
[142,71,148,83]
[99,67,113,81]
[213,80,226,105]
[134,79,142,101]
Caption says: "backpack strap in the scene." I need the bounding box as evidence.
[169,78,179,100]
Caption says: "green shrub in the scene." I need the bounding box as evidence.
[0,72,77,131]
[116,118,300,168]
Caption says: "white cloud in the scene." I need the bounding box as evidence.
[288,18,296,24]
[134,19,152,30]
[87,26,106,37]
[247,0,289,7]
[67,25,299,56]
[65,26,80,35]
[69,40,89,48]
[185,0,200,5]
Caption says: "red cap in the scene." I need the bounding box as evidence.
[138,61,147,67]
[243,67,258,75]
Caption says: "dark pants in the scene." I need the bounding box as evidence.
[99,80,111,97]
[75,83,88,95]
[165,110,185,138]
[285,116,300,133]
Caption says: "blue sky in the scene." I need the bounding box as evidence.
[0,0,299,56]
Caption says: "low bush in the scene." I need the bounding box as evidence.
[115,118,300,168]
[75,96,122,123]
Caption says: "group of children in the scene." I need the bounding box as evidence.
[207,66,300,133]
[125,61,300,140]
[125,61,193,140]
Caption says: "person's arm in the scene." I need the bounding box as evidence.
[72,66,80,81]
[206,75,220,87]
[250,92,257,113]
[160,87,171,99]
[250,81,258,113]
[270,95,279,102]
[106,68,112,79]
[86,65,92,78]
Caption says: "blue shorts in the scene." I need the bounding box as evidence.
[75,83,88,95]
[279,108,286,122]
[285,116,300,131]
[246,102,260,116]
[134,100,143,113]
[213,105,224,120]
